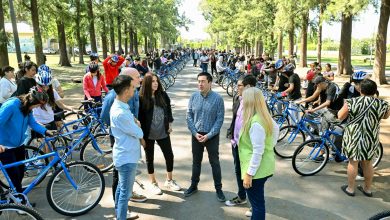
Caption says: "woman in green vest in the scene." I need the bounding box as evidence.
[239,87,279,220]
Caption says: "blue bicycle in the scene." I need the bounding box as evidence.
[292,120,383,176]
[0,133,105,216]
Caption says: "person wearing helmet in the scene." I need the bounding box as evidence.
[339,71,369,100]
[279,63,302,123]
[0,87,55,193]
[83,62,109,107]
[85,52,100,73]
[33,66,73,137]
[103,54,125,88]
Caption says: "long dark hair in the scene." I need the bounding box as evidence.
[140,74,166,110]
[18,93,44,116]
[37,84,56,109]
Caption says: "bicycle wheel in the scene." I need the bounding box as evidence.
[369,210,390,220]
[226,81,234,97]
[0,146,48,189]
[275,125,306,158]
[46,161,105,216]
[272,114,290,129]
[372,142,383,168]
[91,121,109,135]
[80,134,113,172]
[292,139,329,176]
[0,204,44,220]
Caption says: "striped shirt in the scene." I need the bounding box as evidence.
[186,90,224,139]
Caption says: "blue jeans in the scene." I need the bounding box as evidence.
[246,177,269,220]
[201,63,208,73]
[232,145,246,200]
[115,163,137,220]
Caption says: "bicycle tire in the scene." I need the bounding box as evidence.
[0,146,48,189]
[275,125,306,158]
[0,203,44,220]
[369,210,390,220]
[292,139,329,176]
[272,114,290,128]
[372,142,383,168]
[226,81,234,97]
[46,161,105,216]
[80,133,113,173]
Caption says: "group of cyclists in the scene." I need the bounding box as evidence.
[0,45,389,219]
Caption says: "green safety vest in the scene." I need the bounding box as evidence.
[238,114,275,180]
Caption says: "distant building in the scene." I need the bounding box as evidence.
[5,22,58,53]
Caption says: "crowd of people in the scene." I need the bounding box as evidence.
[0,47,389,220]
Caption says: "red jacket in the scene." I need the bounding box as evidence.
[103,56,125,85]
[83,73,109,99]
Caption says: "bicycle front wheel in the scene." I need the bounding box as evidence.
[0,204,44,220]
[80,134,113,172]
[275,125,305,158]
[46,161,105,216]
[292,139,329,176]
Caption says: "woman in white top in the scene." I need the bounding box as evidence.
[0,66,17,105]
[32,66,72,139]
[323,63,334,81]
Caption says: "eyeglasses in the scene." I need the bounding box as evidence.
[237,84,244,87]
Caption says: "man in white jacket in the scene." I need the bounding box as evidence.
[216,56,226,84]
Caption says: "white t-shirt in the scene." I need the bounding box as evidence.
[33,89,61,124]
[92,76,98,87]
[51,78,61,91]
[0,77,17,103]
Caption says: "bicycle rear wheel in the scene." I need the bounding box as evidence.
[372,142,383,168]
[272,114,290,129]
[0,204,44,220]
[275,125,305,158]
[292,139,329,176]
[369,210,390,220]
[80,134,113,172]
[46,161,105,216]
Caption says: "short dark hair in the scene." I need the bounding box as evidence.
[112,75,133,95]
[1,66,15,77]
[360,79,377,96]
[242,75,257,87]
[197,72,212,83]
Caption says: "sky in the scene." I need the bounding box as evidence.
[178,2,389,41]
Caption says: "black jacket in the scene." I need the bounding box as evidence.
[139,91,174,139]
[227,95,241,139]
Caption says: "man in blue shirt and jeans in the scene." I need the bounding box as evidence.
[185,72,226,202]
[110,75,144,220]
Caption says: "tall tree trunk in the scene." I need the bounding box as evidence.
[117,15,122,54]
[317,3,324,63]
[56,20,71,66]
[0,0,9,66]
[75,0,84,64]
[124,23,128,55]
[270,33,275,59]
[8,0,22,63]
[129,27,134,53]
[100,14,108,58]
[288,20,295,57]
[134,30,138,55]
[30,0,44,65]
[300,10,309,68]
[258,40,263,56]
[373,0,390,84]
[144,36,148,53]
[110,17,115,54]
[338,13,353,75]
[87,0,97,53]
[278,31,283,59]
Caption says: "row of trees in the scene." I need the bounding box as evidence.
[0,0,189,67]
[200,0,390,84]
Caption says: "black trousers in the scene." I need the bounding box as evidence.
[110,135,118,201]
[191,133,222,190]
[211,62,217,76]
[144,136,174,174]
[0,146,26,192]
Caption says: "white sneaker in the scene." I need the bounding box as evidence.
[245,207,252,217]
[356,175,365,181]
[126,211,139,220]
[54,176,60,182]
[17,210,27,215]
[164,179,181,191]
[151,182,163,195]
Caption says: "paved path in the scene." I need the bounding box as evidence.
[29,63,390,219]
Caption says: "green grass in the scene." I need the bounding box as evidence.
[307,53,390,70]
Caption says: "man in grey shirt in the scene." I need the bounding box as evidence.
[185,72,226,202]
